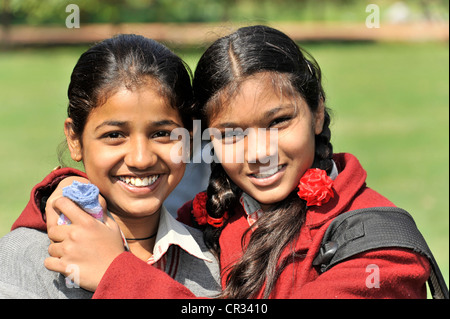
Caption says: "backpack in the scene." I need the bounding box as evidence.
[312,206,449,299]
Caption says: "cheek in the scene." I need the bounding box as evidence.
[82,144,113,173]
[82,149,117,189]
[211,139,244,177]
[213,142,243,165]
[279,127,316,170]
[160,145,187,183]
[170,161,186,184]
[220,161,242,180]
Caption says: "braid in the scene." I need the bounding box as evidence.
[313,109,334,172]
[203,162,240,256]
[222,193,306,298]
[190,26,336,298]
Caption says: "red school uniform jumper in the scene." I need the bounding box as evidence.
[11,153,430,298]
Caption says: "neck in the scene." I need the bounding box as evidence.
[259,203,273,212]
[110,209,161,261]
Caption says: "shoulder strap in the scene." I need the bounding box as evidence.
[312,206,449,299]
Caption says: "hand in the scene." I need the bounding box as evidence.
[45,176,107,231]
[44,197,125,291]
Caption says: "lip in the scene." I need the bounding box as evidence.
[247,164,286,187]
[115,174,162,195]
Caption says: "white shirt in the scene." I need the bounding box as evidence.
[121,206,212,268]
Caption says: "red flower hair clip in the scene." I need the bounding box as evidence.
[297,168,334,207]
[192,192,229,228]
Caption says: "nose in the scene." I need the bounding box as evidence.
[124,136,157,170]
[245,128,278,165]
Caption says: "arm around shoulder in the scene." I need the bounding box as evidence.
[93,252,199,299]
[11,167,88,231]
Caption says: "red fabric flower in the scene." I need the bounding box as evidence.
[192,192,208,225]
[192,192,228,228]
[297,168,334,206]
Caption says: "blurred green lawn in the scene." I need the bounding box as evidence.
[0,41,448,287]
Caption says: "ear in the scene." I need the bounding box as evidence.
[314,98,325,135]
[64,118,83,162]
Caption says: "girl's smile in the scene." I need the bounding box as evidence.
[116,174,162,194]
[116,174,160,187]
[247,164,287,187]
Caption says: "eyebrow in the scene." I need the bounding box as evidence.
[94,119,183,131]
[152,119,184,127]
[95,120,127,131]
[214,104,295,129]
[264,105,295,118]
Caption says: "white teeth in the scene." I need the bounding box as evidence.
[118,175,159,187]
[252,165,283,179]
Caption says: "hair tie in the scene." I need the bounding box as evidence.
[192,192,229,228]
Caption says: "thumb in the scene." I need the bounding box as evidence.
[98,195,121,235]
[98,193,108,222]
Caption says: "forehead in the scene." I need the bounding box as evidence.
[208,73,304,126]
[84,83,183,132]
[96,83,175,115]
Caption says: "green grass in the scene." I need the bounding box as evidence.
[306,42,449,287]
[0,46,87,232]
[0,42,448,289]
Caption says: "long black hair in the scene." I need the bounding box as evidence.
[192,25,333,298]
[60,33,193,163]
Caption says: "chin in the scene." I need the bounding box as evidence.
[253,193,286,206]
[115,200,163,218]
[252,187,296,206]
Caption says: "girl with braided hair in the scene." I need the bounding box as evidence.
[10,26,430,299]
[177,24,430,299]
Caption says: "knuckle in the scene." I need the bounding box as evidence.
[51,196,69,210]
[61,242,74,256]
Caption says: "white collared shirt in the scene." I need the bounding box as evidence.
[120,206,211,274]
[147,206,212,264]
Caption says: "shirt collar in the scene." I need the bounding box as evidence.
[153,206,212,263]
[240,160,339,225]
[122,206,212,264]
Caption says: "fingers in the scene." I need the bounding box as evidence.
[52,196,99,226]
[45,242,72,275]
[47,224,70,242]
[98,194,107,213]
[47,241,63,258]
[45,176,92,230]
[44,256,66,274]
[45,194,64,232]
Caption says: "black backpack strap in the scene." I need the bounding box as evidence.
[312,206,449,299]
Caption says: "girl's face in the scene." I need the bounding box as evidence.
[65,82,186,219]
[209,75,324,209]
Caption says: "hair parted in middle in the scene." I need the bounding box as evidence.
[192,25,333,298]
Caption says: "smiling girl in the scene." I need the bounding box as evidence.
[0,34,220,298]
[8,26,437,299]
[184,25,430,298]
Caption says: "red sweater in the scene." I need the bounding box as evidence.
[12,153,430,298]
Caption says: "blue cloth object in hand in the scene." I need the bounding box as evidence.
[57,180,104,225]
